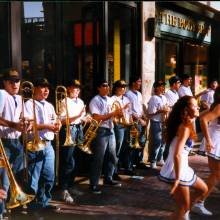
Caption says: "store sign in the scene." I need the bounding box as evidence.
[156,9,211,43]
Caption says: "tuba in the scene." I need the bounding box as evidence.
[112,100,128,127]
[0,138,34,209]
[78,116,102,154]
[55,86,75,147]
[21,81,46,152]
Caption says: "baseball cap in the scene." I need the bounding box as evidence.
[1,68,20,82]
[66,79,81,88]
[153,80,166,88]
[96,78,109,87]
[33,77,50,87]
[113,80,128,88]
[169,76,181,86]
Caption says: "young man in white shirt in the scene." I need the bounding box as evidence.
[25,78,61,211]
[125,76,147,173]
[148,80,169,169]
[59,79,88,203]
[0,68,28,217]
[165,76,181,108]
[89,79,122,194]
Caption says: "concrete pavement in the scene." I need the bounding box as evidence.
[9,154,220,220]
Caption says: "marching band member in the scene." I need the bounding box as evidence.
[163,76,181,159]
[0,68,29,218]
[25,77,61,210]
[125,76,147,173]
[111,80,131,180]
[165,76,181,108]
[59,79,88,204]
[89,79,122,194]
[0,68,25,186]
[148,80,169,169]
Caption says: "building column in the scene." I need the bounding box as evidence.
[141,2,156,106]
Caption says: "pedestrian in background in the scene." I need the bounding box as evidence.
[159,96,210,220]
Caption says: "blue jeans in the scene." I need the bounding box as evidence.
[27,142,55,208]
[1,139,24,193]
[59,125,83,190]
[149,120,165,163]
[90,127,117,186]
[114,124,127,173]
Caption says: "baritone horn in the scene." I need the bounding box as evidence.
[112,100,128,127]
[21,81,46,152]
[78,116,102,154]
[0,138,34,209]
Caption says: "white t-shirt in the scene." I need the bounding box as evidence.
[89,95,114,129]
[0,90,22,139]
[200,88,215,108]
[178,85,193,97]
[125,90,143,117]
[148,94,168,122]
[60,97,85,125]
[25,99,57,141]
[165,89,179,107]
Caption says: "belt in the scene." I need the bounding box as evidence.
[42,139,51,142]
[69,124,81,128]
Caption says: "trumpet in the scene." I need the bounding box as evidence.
[0,138,34,209]
[112,100,128,127]
[55,86,75,147]
[161,105,170,141]
[20,81,46,152]
[129,117,141,149]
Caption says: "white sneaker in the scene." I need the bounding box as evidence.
[150,162,157,169]
[61,190,74,204]
[157,160,165,166]
[183,210,190,220]
[191,201,212,216]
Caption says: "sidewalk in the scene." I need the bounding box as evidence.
[10,154,220,220]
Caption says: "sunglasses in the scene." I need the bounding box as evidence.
[101,84,109,87]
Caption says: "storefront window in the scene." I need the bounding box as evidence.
[0,3,10,70]
[108,3,136,86]
[21,1,45,80]
[156,39,178,90]
[183,42,209,95]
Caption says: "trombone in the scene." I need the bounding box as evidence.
[0,138,34,209]
[55,86,75,147]
[20,81,46,152]
[55,85,74,185]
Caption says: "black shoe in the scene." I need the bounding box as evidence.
[124,169,135,176]
[197,151,207,156]
[103,179,122,187]
[189,151,196,156]
[90,185,102,194]
[136,162,150,169]
[112,173,122,181]
[44,205,60,211]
